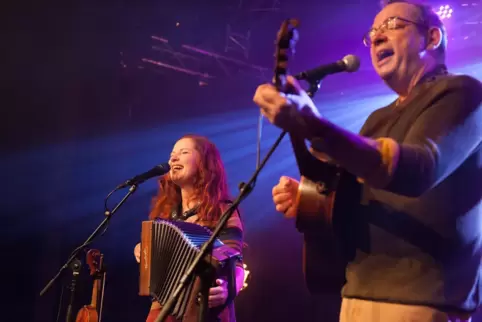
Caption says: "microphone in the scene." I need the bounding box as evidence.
[294,54,360,81]
[116,163,170,189]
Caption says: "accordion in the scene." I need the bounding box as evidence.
[139,219,241,319]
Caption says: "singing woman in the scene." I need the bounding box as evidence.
[134,134,245,322]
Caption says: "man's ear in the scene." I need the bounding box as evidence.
[426,26,443,50]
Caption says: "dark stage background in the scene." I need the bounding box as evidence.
[2,0,482,321]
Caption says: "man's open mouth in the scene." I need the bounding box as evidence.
[377,49,394,62]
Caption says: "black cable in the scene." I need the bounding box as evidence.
[256,113,263,170]
[55,282,65,322]
[239,112,264,191]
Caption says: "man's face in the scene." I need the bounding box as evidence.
[368,3,426,81]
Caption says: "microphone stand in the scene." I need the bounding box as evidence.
[39,184,139,322]
[65,258,82,322]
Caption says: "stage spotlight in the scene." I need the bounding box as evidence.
[437,4,453,20]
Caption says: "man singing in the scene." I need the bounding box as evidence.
[253,1,482,321]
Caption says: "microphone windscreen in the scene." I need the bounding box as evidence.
[342,55,361,72]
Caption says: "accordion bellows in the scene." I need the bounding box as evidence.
[139,219,241,319]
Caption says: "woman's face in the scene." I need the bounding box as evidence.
[168,138,201,187]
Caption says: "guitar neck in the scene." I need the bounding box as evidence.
[288,132,337,181]
[90,276,101,308]
[288,132,312,175]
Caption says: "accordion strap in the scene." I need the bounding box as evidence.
[225,256,237,306]
[195,254,237,321]
[219,199,239,307]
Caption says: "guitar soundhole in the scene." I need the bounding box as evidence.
[318,172,341,194]
[315,182,328,194]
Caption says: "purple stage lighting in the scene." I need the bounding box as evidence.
[437,5,453,20]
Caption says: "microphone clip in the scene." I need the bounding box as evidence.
[306,79,322,97]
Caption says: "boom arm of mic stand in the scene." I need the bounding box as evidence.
[154,132,286,322]
[39,184,139,297]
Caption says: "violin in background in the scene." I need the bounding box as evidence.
[75,249,106,322]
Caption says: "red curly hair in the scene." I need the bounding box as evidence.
[149,134,230,225]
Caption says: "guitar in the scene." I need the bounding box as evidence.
[273,20,360,293]
[75,249,105,322]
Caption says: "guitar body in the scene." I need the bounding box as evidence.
[295,175,337,230]
[75,305,99,322]
[289,130,362,293]
[295,169,360,293]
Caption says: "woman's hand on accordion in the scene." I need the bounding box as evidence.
[208,279,228,308]
[134,243,141,263]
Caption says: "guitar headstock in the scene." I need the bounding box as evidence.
[273,19,299,90]
[86,249,103,276]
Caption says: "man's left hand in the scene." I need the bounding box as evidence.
[252,75,321,134]
[208,279,228,308]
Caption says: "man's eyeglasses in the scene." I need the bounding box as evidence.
[362,16,427,47]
